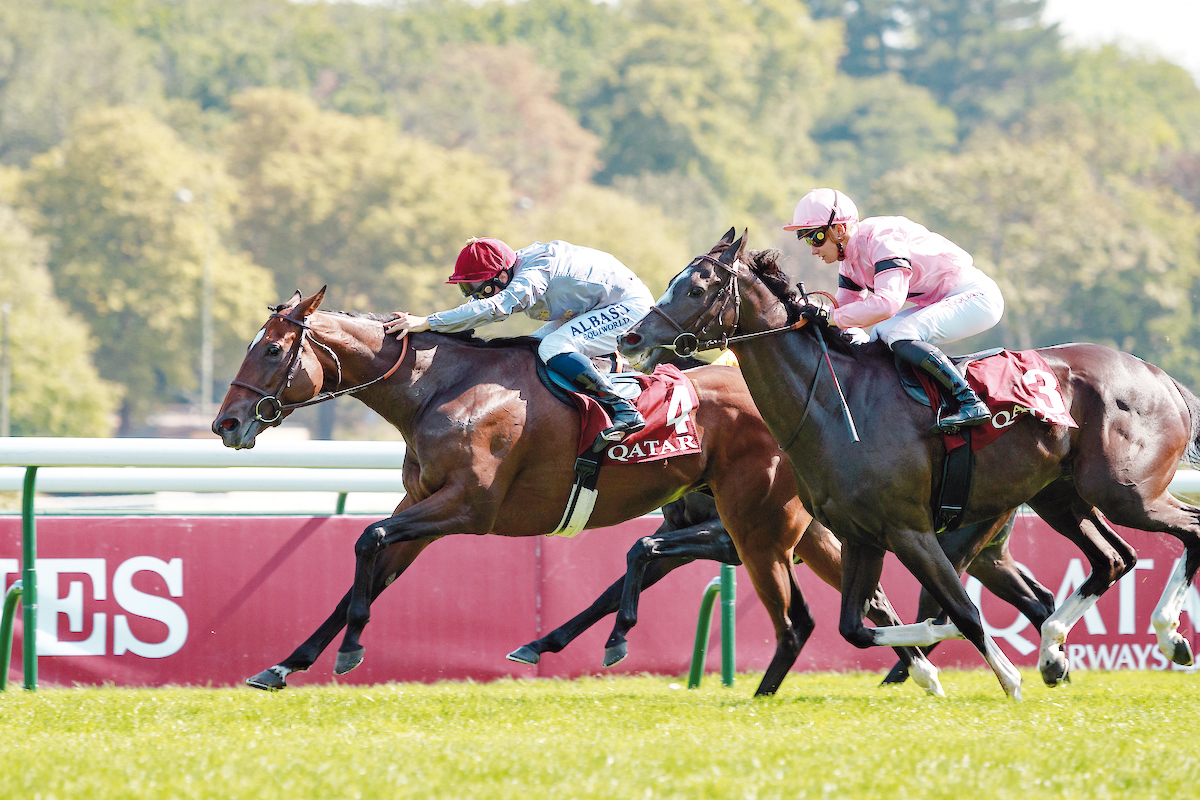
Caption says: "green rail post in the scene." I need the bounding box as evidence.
[686,564,737,689]
[335,492,348,515]
[1,580,22,691]
[20,466,37,690]
[687,576,720,689]
[720,563,736,685]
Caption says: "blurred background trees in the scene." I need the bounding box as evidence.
[0,0,1196,437]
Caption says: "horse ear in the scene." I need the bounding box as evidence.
[720,231,747,265]
[719,227,737,245]
[294,286,326,320]
[738,229,748,259]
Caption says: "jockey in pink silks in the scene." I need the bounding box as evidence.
[784,188,1004,432]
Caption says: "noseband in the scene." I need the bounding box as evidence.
[231,312,408,424]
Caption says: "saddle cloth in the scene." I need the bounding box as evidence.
[570,364,702,465]
[914,349,1078,452]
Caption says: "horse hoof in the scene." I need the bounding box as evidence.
[879,664,910,686]
[506,645,541,665]
[1173,638,1194,667]
[246,666,288,691]
[1039,659,1069,687]
[335,647,365,675]
[602,642,628,668]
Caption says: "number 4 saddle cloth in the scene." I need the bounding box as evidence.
[914,349,1078,452]
[570,364,702,465]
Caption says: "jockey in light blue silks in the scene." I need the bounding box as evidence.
[386,237,655,441]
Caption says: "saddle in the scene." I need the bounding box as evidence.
[893,346,1003,535]
[534,351,704,537]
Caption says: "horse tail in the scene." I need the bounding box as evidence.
[1172,378,1200,467]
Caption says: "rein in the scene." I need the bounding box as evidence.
[231,312,409,424]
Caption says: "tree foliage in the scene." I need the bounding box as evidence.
[22,106,274,429]
[0,202,121,435]
[225,88,514,315]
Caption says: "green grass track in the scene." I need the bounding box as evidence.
[2,669,1197,799]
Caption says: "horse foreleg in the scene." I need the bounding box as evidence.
[885,529,1021,700]
[247,537,435,690]
[602,524,741,668]
[793,521,940,694]
[339,490,483,674]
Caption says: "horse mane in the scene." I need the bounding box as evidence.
[717,244,861,358]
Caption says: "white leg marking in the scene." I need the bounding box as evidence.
[906,654,946,697]
[1151,557,1190,660]
[984,634,1022,701]
[1038,589,1100,676]
[872,619,964,647]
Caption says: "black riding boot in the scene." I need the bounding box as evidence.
[891,339,991,432]
[546,352,646,441]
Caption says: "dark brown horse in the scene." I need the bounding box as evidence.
[213,288,945,696]
[619,230,1200,698]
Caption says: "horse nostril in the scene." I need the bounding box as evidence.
[219,417,238,432]
[622,332,641,347]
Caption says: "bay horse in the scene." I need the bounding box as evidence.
[213,288,944,696]
[619,230,1200,699]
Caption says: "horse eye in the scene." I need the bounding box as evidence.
[265,342,283,356]
[687,286,706,298]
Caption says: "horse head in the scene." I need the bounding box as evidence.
[212,287,329,449]
[619,228,795,371]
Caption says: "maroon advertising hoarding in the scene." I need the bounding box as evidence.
[2,513,1197,688]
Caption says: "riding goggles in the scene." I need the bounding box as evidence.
[796,206,838,247]
[460,274,507,300]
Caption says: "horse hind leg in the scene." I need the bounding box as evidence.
[601,523,741,668]
[1027,488,1136,686]
[1092,489,1200,666]
[508,553,700,665]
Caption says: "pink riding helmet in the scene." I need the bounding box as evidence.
[783,188,860,232]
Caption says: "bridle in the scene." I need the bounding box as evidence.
[647,252,858,444]
[648,253,805,358]
[231,312,409,424]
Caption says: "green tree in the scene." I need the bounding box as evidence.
[584,0,843,218]
[378,43,601,205]
[0,200,121,435]
[225,88,515,315]
[812,73,958,198]
[810,0,1067,133]
[0,0,164,165]
[22,105,274,431]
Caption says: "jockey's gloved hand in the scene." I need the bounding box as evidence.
[798,303,829,325]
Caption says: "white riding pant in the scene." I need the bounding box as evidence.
[535,293,654,362]
[870,269,1004,347]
